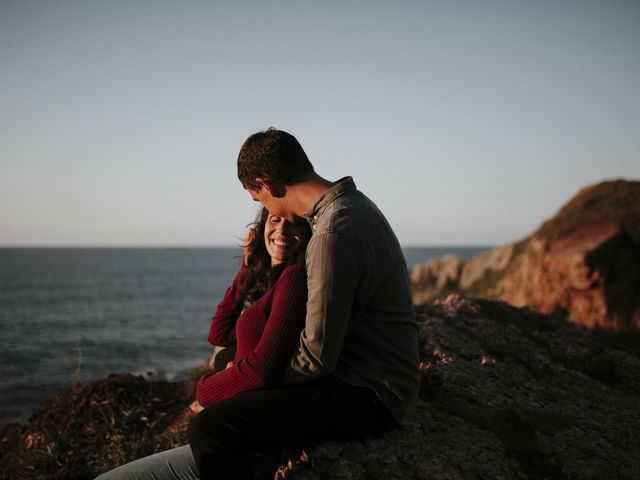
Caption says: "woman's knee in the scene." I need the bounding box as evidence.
[187,405,226,451]
[187,401,253,453]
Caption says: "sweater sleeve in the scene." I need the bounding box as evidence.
[207,264,248,347]
[196,264,307,406]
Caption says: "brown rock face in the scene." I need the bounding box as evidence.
[408,255,464,305]
[410,180,640,330]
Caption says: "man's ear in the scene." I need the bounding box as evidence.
[254,178,269,193]
[255,178,286,198]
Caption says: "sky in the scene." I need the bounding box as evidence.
[1,0,639,247]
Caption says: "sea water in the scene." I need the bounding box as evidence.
[0,246,487,426]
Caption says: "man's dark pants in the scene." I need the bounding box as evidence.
[187,376,398,479]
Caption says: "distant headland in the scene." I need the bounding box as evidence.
[410,179,640,331]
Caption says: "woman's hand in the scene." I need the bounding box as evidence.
[207,352,216,371]
[189,400,204,414]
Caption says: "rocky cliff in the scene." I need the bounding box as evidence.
[410,180,640,330]
[3,295,639,479]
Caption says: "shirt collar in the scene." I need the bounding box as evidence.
[305,176,356,223]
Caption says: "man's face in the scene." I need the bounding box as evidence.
[246,184,294,222]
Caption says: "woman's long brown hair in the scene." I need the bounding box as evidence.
[239,208,310,303]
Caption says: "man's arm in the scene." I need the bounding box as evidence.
[282,232,362,382]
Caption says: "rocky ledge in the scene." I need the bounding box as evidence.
[283,295,640,479]
[3,295,639,479]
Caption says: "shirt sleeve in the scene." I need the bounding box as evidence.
[207,264,248,347]
[281,232,362,383]
[196,264,308,406]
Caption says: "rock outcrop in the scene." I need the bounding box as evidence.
[3,296,639,479]
[284,295,640,479]
[410,180,640,330]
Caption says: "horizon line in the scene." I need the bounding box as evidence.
[0,244,495,249]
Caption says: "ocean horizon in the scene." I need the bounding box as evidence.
[0,246,490,426]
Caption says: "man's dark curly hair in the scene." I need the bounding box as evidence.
[237,128,314,190]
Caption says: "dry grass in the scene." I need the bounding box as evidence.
[0,374,193,480]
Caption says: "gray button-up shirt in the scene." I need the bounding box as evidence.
[281,177,419,422]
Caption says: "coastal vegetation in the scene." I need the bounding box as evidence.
[0,374,191,480]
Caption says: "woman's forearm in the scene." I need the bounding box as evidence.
[207,264,248,346]
[196,265,307,406]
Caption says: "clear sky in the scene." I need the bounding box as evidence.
[1,1,639,247]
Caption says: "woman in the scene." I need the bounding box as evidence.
[193,207,311,409]
[96,209,312,480]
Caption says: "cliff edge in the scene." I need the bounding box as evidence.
[410,180,640,330]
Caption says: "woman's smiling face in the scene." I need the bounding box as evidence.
[263,213,311,266]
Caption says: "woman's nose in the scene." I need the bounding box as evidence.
[279,221,292,236]
[274,220,286,235]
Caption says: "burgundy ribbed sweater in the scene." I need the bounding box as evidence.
[196,263,307,406]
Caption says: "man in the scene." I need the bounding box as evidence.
[188,129,419,479]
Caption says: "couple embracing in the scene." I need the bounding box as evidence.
[97,129,419,479]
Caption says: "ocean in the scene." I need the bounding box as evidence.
[0,246,488,426]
